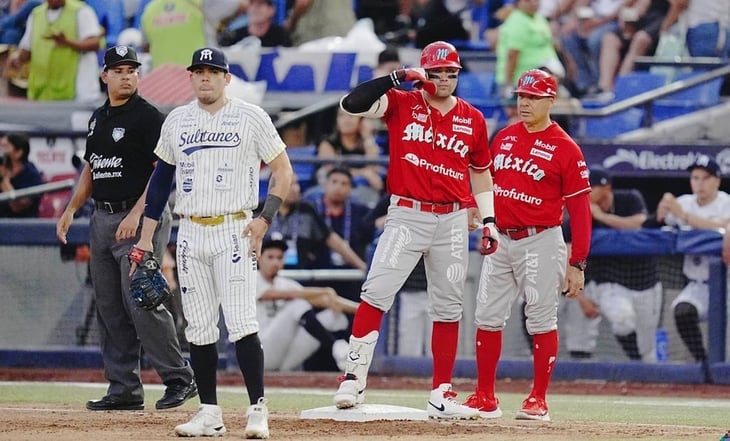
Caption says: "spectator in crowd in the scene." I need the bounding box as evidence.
[7,0,102,102]
[139,0,244,67]
[560,0,623,97]
[411,0,485,48]
[671,0,730,58]
[255,236,358,371]
[0,0,41,44]
[284,0,356,46]
[139,0,206,68]
[121,0,141,27]
[305,166,374,263]
[316,107,384,192]
[86,0,125,48]
[0,132,42,217]
[219,0,291,47]
[372,45,402,79]
[264,174,368,273]
[649,155,730,381]
[561,168,662,361]
[594,0,673,99]
[356,0,402,37]
[495,0,565,97]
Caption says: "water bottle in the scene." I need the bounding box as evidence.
[656,328,669,362]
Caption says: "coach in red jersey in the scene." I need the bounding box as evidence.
[332,41,498,419]
[463,69,592,421]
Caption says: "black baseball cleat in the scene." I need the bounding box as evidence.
[156,380,198,410]
[86,394,144,411]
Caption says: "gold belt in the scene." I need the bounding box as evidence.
[184,211,247,226]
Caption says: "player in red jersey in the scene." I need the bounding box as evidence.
[463,69,592,422]
[332,41,498,419]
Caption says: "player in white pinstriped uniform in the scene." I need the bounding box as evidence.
[132,47,293,439]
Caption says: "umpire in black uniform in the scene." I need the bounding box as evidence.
[56,46,196,411]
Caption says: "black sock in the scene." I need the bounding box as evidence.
[299,309,335,347]
[674,302,706,361]
[189,343,218,404]
[235,333,264,405]
[615,332,641,360]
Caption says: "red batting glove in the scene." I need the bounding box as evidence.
[396,68,437,96]
[480,224,499,256]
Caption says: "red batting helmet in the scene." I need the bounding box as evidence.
[420,41,462,70]
[514,69,558,98]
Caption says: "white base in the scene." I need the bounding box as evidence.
[299,404,429,421]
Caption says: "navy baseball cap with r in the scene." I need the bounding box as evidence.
[588,168,612,187]
[103,45,141,70]
[187,47,229,73]
[687,155,721,177]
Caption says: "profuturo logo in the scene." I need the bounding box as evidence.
[404,153,420,166]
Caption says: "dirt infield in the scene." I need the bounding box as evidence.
[1,368,728,440]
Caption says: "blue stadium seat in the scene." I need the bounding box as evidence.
[613,71,667,101]
[578,108,645,139]
[653,71,723,121]
[287,144,317,189]
[456,71,503,120]
[456,71,496,102]
[582,72,668,107]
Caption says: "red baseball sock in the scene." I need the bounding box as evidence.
[431,321,459,389]
[531,330,558,400]
[351,301,384,338]
[475,329,502,398]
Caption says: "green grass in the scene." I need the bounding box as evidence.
[0,382,727,431]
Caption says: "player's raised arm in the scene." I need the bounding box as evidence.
[340,65,436,117]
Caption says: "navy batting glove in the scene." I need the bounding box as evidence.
[480,224,499,256]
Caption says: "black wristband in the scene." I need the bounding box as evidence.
[259,194,283,223]
[483,216,496,225]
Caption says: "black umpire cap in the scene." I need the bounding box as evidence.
[687,155,721,177]
[187,47,229,73]
[588,168,612,187]
[103,45,141,70]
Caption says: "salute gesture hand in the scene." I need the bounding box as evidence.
[392,68,437,95]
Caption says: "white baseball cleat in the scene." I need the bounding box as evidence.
[333,374,365,409]
[244,397,270,439]
[426,383,480,420]
[175,404,227,437]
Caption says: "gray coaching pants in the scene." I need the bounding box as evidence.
[89,206,192,398]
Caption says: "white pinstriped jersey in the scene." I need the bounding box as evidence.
[155,97,286,216]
